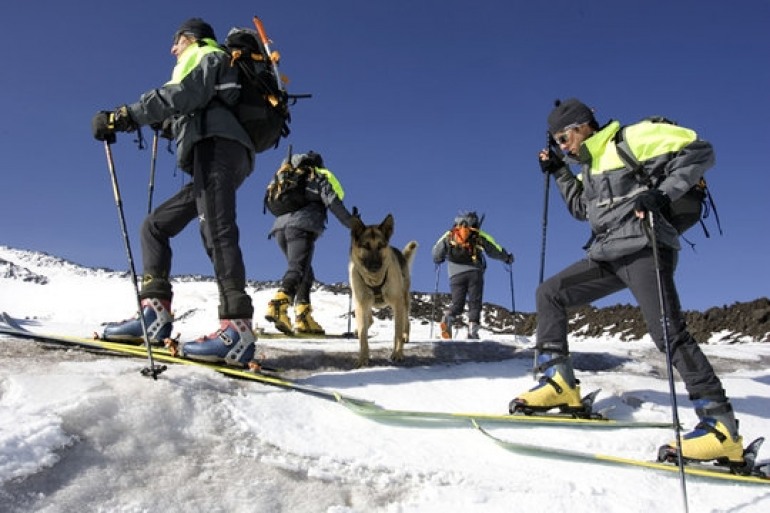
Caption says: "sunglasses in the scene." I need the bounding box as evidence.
[553,123,582,145]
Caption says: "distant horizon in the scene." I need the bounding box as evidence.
[2,244,767,315]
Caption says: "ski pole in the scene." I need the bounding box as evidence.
[430,263,441,339]
[538,131,554,285]
[648,211,689,513]
[147,129,159,214]
[506,262,516,330]
[102,140,166,379]
[534,131,554,376]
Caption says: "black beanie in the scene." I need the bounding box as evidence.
[547,98,596,134]
[174,18,216,42]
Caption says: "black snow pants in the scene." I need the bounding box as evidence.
[139,137,254,319]
[535,246,727,403]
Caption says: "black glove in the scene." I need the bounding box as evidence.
[150,117,174,140]
[92,111,116,143]
[634,189,670,213]
[539,148,564,174]
[351,206,361,220]
[91,106,137,142]
[504,253,514,265]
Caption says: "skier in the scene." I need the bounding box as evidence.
[91,18,258,367]
[264,151,355,335]
[510,98,744,463]
[432,211,513,339]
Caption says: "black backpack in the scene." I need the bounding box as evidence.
[223,27,291,153]
[447,212,483,264]
[614,117,722,237]
[263,151,322,216]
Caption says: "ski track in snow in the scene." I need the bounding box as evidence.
[2,246,770,513]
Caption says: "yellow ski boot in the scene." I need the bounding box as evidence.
[509,354,583,414]
[659,401,744,464]
[265,290,293,335]
[295,303,325,335]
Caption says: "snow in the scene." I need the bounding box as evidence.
[1,245,770,513]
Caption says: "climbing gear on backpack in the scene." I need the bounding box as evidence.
[614,117,722,238]
[447,211,483,265]
[222,17,310,154]
[263,146,316,216]
[265,290,293,334]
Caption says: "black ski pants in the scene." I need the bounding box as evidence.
[273,226,317,304]
[448,269,484,323]
[536,247,726,403]
[140,137,254,319]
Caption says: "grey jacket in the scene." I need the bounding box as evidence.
[126,41,255,172]
[270,168,354,236]
[552,120,714,261]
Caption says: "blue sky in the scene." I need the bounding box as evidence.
[1,0,768,314]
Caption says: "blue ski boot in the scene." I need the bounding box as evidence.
[178,319,257,368]
[101,298,173,345]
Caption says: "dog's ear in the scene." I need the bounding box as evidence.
[350,216,365,238]
[380,214,394,239]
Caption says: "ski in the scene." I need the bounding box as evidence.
[0,312,371,406]
[473,420,770,485]
[336,395,673,429]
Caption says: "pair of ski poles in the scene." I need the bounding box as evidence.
[101,128,164,379]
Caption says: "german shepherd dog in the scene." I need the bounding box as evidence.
[349,214,418,367]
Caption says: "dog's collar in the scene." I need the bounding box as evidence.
[358,269,388,304]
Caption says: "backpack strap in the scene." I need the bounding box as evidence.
[613,126,653,189]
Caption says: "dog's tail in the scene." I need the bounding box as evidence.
[402,241,418,269]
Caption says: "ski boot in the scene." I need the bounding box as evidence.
[468,322,480,340]
[101,298,173,345]
[440,311,454,340]
[265,290,293,335]
[509,353,583,415]
[658,400,745,465]
[174,319,257,368]
[295,303,325,335]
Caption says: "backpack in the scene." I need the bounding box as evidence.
[447,212,483,264]
[263,151,319,216]
[223,27,291,153]
[613,117,722,237]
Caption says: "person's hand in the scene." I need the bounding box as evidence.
[634,189,670,218]
[504,253,514,265]
[92,111,116,142]
[111,106,137,133]
[150,117,174,140]
[538,147,564,174]
[92,106,137,142]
